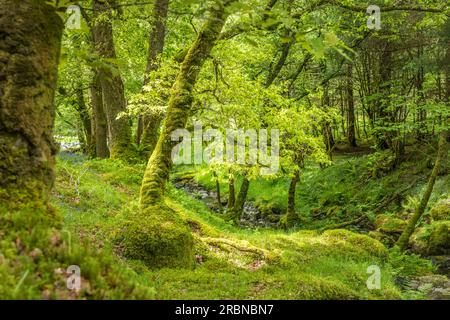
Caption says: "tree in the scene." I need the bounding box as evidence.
[396,129,449,251]
[140,0,236,206]
[0,0,63,203]
[92,0,133,159]
[137,0,170,154]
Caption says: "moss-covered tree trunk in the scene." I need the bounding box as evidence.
[140,1,234,206]
[213,171,222,213]
[0,0,63,203]
[281,168,300,228]
[231,176,250,221]
[136,0,170,152]
[346,63,357,147]
[74,85,94,156]
[227,172,236,209]
[90,71,109,158]
[92,0,132,159]
[396,130,449,251]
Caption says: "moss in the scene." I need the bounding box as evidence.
[0,203,152,299]
[375,214,407,234]
[322,229,388,260]
[116,204,194,268]
[427,222,450,255]
[411,221,450,256]
[429,199,450,221]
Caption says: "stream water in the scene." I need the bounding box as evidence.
[173,177,281,228]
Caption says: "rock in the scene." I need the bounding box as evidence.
[408,275,450,300]
[410,221,450,256]
[374,214,407,234]
[429,199,450,221]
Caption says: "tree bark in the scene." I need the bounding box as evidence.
[286,169,300,216]
[140,1,234,206]
[136,0,170,152]
[232,176,250,221]
[227,172,235,209]
[90,71,109,158]
[92,0,132,159]
[74,85,94,155]
[0,0,63,203]
[396,130,449,251]
[346,64,357,147]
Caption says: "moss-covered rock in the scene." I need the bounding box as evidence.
[428,222,450,255]
[410,221,450,256]
[429,199,450,221]
[322,229,388,260]
[375,214,407,234]
[116,204,194,268]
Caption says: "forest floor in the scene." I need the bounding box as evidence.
[50,143,449,299]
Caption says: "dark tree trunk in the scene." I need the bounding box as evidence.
[74,85,94,155]
[232,177,250,221]
[346,64,357,147]
[227,172,235,209]
[213,171,222,213]
[90,71,109,158]
[0,0,63,203]
[93,0,132,159]
[286,169,300,216]
[136,0,170,151]
[140,1,234,206]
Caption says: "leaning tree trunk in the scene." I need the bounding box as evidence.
[137,0,170,152]
[0,0,63,204]
[140,1,234,206]
[231,176,250,222]
[90,71,109,158]
[93,0,132,159]
[396,130,449,251]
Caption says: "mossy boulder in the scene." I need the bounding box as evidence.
[116,204,194,268]
[429,199,450,221]
[410,221,450,256]
[279,211,302,229]
[322,229,388,260]
[374,214,407,234]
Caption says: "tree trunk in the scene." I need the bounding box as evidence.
[396,130,449,251]
[137,0,170,152]
[140,1,234,206]
[213,171,222,213]
[90,71,109,158]
[346,64,357,147]
[232,177,250,221]
[0,0,63,203]
[93,0,132,159]
[74,85,94,156]
[286,169,300,216]
[227,172,235,209]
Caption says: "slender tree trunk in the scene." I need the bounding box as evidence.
[93,0,132,159]
[213,171,222,213]
[232,176,250,221]
[90,71,109,158]
[396,130,449,251]
[227,172,235,209]
[346,64,357,147]
[0,0,63,203]
[74,85,94,155]
[286,169,300,216]
[140,1,234,206]
[137,0,170,153]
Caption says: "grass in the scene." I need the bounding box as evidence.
[42,149,445,299]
